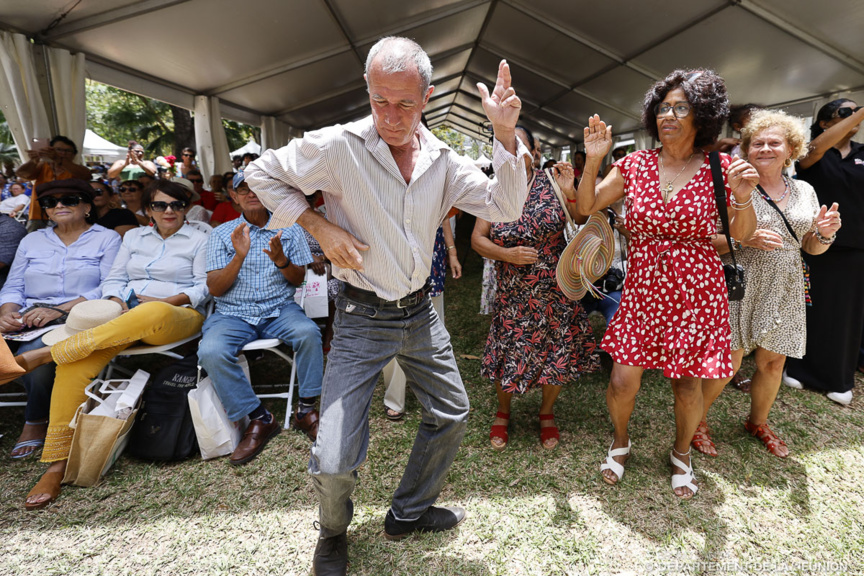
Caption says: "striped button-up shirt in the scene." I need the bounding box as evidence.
[245,115,529,301]
[206,214,313,325]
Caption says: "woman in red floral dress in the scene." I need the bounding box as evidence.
[575,70,758,499]
[474,126,599,451]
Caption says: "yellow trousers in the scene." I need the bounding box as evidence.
[42,302,203,462]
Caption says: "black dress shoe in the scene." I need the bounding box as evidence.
[312,532,348,576]
[383,506,466,541]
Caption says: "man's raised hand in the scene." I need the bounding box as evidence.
[477,60,521,136]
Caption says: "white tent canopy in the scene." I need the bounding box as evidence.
[230,139,262,158]
[1,1,863,151]
[82,128,127,162]
[473,153,491,168]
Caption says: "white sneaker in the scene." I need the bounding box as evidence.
[782,370,803,390]
[826,391,853,406]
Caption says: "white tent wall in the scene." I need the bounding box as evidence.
[48,47,86,157]
[0,31,51,163]
[193,95,231,181]
[261,115,293,151]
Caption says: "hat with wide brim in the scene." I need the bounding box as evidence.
[556,212,616,300]
[42,300,123,346]
[35,178,95,201]
[171,177,201,203]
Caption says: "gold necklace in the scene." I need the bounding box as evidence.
[658,150,695,203]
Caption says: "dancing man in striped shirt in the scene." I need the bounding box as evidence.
[245,36,529,576]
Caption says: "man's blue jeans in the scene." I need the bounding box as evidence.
[310,293,469,538]
[197,302,323,422]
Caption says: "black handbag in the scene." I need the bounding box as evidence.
[708,151,746,301]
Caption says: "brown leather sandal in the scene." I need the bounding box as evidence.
[691,420,717,457]
[744,419,788,458]
[25,470,64,511]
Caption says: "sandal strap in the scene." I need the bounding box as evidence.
[538,414,555,421]
[12,439,45,449]
[746,421,787,449]
[670,452,698,495]
[600,440,631,480]
[494,411,511,420]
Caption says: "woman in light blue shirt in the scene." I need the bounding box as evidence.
[21,180,210,510]
[0,179,121,460]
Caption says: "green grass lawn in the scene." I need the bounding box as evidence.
[1,245,863,576]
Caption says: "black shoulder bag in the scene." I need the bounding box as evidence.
[755,184,812,305]
[708,151,745,301]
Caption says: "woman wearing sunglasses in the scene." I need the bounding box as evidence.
[89,180,139,238]
[783,100,864,405]
[0,179,121,460]
[19,179,209,510]
[118,180,151,226]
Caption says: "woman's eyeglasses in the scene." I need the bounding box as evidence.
[654,103,691,118]
[149,200,188,212]
[187,178,203,184]
[836,106,862,119]
[39,194,84,209]
[119,187,139,194]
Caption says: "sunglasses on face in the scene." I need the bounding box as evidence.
[182,153,193,157]
[90,189,105,197]
[39,194,84,209]
[188,178,203,184]
[836,106,862,119]
[149,200,188,212]
[119,187,139,193]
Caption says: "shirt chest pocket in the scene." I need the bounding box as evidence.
[27,250,61,275]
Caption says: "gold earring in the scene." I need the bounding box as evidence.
[784,158,792,167]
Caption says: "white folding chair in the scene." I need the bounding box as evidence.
[101,300,215,379]
[0,388,27,408]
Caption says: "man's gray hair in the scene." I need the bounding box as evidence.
[365,37,433,94]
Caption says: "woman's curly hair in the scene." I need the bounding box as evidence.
[740,109,809,163]
[642,69,729,148]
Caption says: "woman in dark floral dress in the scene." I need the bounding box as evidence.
[473,126,599,451]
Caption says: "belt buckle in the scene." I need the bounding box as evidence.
[396,289,420,309]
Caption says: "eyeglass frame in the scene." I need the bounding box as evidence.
[149,200,189,212]
[38,194,86,209]
[654,102,692,119]
[119,186,140,194]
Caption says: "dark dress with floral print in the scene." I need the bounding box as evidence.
[481,169,599,393]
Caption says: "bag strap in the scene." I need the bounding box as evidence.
[756,184,799,243]
[545,168,577,233]
[708,151,739,269]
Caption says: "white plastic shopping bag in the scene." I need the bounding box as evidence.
[188,355,251,460]
[294,270,329,318]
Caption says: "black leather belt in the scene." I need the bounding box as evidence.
[342,282,430,309]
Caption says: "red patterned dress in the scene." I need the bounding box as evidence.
[601,149,734,379]
[482,169,599,393]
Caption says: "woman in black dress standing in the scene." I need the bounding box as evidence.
[784,99,864,405]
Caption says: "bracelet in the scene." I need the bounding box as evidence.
[815,229,836,245]
[731,196,753,210]
[565,197,578,204]
[446,245,456,252]
[275,258,291,269]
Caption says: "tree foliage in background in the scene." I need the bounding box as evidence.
[431,126,492,160]
[86,80,259,158]
[0,111,19,172]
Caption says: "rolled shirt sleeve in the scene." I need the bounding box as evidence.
[447,135,530,224]
[100,239,132,301]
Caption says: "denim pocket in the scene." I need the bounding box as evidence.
[336,295,379,319]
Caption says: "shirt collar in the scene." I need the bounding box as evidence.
[141,222,195,239]
[238,212,273,230]
[345,115,449,152]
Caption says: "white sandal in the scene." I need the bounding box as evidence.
[670,448,698,499]
[600,439,631,485]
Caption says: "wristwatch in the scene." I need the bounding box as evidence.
[730,238,742,251]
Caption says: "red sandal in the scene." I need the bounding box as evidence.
[489,412,510,451]
[744,419,788,458]
[691,420,717,457]
[539,413,559,450]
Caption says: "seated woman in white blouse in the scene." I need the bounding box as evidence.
[19,180,210,511]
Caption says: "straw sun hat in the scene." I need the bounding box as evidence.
[42,300,123,346]
[556,212,616,301]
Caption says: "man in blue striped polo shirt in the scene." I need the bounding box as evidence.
[197,171,322,465]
